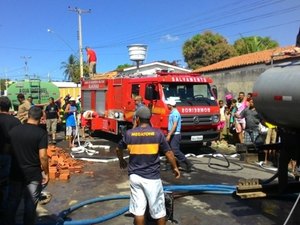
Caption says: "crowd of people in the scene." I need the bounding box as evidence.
[1,89,299,224]
[0,96,48,225]
[0,93,94,224]
[217,92,276,159]
[217,91,299,174]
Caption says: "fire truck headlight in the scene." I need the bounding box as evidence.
[114,112,120,118]
[212,115,219,123]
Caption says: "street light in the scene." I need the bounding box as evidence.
[47,28,76,54]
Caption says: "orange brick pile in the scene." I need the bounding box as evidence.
[47,145,86,181]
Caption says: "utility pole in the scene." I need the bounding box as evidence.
[21,56,31,78]
[68,6,91,78]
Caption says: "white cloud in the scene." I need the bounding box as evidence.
[160,34,179,42]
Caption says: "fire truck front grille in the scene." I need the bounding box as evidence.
[181,115,213,126]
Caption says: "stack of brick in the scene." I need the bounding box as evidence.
[47,145,84,181]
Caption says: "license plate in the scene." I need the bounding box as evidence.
[191,135,203,141]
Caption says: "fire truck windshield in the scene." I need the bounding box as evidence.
[162,83,217,106]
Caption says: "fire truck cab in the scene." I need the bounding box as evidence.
[81,71,220,144]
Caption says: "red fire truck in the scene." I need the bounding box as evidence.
[81,71,220,144]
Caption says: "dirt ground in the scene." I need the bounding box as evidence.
[15,131,300,225]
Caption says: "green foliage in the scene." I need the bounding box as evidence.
[233,36,279,55]
[182,31,237,69]
[116,64,132,72]
[0,79,6,93]
[158,60,180,67]
[61,55,89,83]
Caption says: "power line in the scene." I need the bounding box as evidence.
[0,0,297,53]
[93,0,284,48]
[47,28,76,54]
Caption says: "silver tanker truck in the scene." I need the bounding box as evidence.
[250,59,300,194]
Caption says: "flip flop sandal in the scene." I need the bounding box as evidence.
[39,191,52,205]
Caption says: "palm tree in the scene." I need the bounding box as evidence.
[61,54,80,83]
[234,36,279,55]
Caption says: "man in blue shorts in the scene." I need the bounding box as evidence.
[116,106,180,225]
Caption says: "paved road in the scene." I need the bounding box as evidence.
[33,131,300,225]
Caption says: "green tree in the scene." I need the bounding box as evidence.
[61,54,79,83]
[116,64,132,72]
[61,55,89,83]
[0,79,11,94]
[158,60,180,67]
[233,36,279,55]
[0,79,5,93]
[182,31,237,69]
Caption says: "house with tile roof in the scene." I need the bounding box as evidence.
[194,46,300,101]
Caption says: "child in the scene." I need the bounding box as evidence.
[218,100,226,140]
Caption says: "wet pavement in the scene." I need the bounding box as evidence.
[27,131,300,224]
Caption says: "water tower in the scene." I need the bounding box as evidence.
[127,44,148,72]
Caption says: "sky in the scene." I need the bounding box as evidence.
[0,0,299,81]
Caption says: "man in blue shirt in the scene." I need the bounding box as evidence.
[165,99,192,172]
[116,106,180,225]
[64,97,77,148]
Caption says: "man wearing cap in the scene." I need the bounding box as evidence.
[44,97,60,144]
[165,98,193,172]
[116,106,180,225]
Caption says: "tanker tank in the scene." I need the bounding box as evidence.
[7,79,60,110]
[252,60,300,130]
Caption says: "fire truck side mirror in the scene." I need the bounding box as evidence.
[211,85,218,99]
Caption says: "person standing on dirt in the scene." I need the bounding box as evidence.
[0,96,21,220]
[44,97,60,144]
[116,107,180,225]
[235,92,247,143]
[165,98,193,172]
[85,46,97,78]
[5,106,49,225]
[65,97,77,148]
[237,99,261,144]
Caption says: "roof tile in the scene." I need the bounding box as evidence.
[194,46,298,72]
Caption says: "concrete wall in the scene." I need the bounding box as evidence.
[59,87,81,100]
[201,57,300,101]
[202,64,270,101]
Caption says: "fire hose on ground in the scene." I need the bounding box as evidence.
[28,184,237,225]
